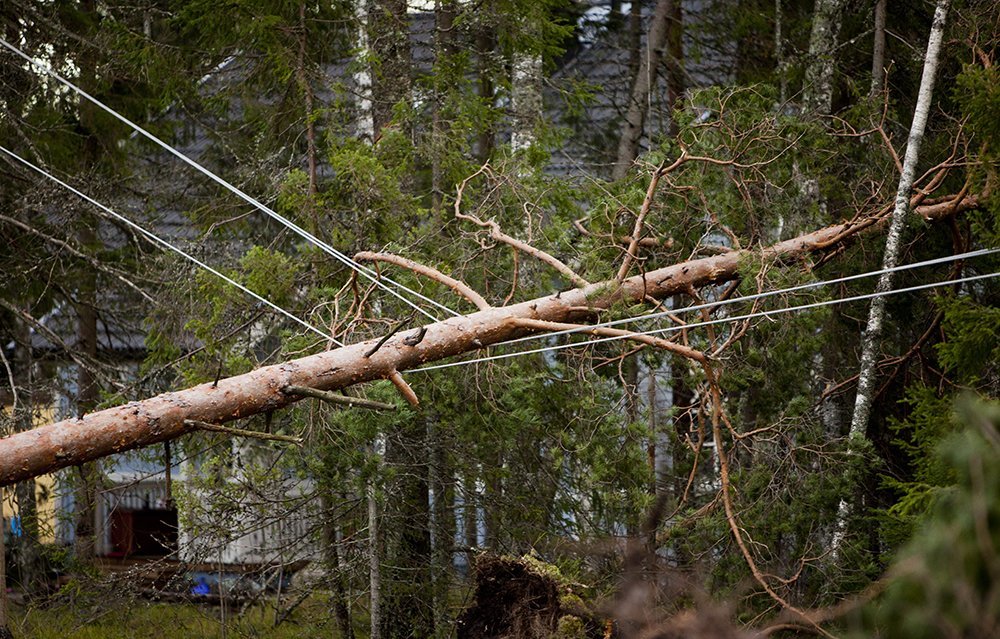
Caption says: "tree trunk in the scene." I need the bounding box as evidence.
[368,0,411,135]
[802,0,848,114]
[12,318,42,596]
[475,23,495,164]
[834,0,952,554]
[0,507,9,639]
[664,0,683,138]
[0,194,979,486]
[72,219,100,565]
[870,0,888,97]
[612,0,676,181]
[367,461,382,639]
[72,0,103,567]
[322,491,354,639]
[431,0,457,214]
[511,51,542,153]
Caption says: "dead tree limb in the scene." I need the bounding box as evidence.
[455,166,590,288]
[284,385,397,411]
[355,251,490,311]
[184,419,303,445]
[0,194,978,486]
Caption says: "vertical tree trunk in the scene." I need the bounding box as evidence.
[612,0,676,181]
[432,0,456,214]
[428,416,454,634]
[72,0,103,567]
[367,464,382,639]
[834,0,951,554]
[0,503,9,639]
[510,51,542,153]
[354,0,375,144]
[802,0,847,114]
[13,320,41,596]
[870,0,888,97]
[368,0,410,134]
[475,24,495,164]
[463,469,478,569]
[774,0,787,102]
[367,4,434,636]
[322,492,354,639]
[664,0,683,138]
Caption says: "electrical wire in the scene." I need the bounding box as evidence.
[0,36,458,323]
[0,144,339,344]
[488,247,1000,350]
[409,270,999,373]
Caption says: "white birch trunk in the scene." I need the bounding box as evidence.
[354,0,375,144]
[833,0,951,554]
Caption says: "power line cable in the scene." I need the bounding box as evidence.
[490,247,1000,350]
[410,270,999,373]
[0,144,339,344]
[0,36,457,323]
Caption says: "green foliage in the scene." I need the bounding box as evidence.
[860,398,1000,639]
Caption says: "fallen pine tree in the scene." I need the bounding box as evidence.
[0,192,979,486]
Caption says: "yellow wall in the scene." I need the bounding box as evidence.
[1,404,57,543]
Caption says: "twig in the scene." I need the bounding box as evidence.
[355,251,490,311]
[617,159,668,282]
[510,317,707,364]
[284,385,396,411]
[364,314,413,358]
[704,369,834,638]
[184,419,303,445]
[455,165,590,288]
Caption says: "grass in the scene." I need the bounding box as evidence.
[9,593,357,639]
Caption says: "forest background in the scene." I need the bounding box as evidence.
[0,0,998,637]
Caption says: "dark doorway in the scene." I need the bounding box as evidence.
[108,508,178,557]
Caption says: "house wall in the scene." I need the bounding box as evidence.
[1,404,60,544]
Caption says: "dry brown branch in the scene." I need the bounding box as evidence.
[705,370,834,638]
[355,251,490,311]
[509,318,708,364]
[455,165,590,288]
[184,419,303,445]
[617,159,669,282]
[284,385,397,411]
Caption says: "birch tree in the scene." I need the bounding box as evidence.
[834,0,952,552]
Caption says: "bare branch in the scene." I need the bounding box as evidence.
[510,317,707,364]
[355,251,490,311]
[284,385,397,411]
[455,166,590,288]
[184,419,303,446]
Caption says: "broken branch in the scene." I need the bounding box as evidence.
[355,251,490,311]
[284,385,396,411]
[184,419,303,445]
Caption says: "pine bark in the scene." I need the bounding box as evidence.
[0,193,978,487]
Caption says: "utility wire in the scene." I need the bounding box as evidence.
[0,36,457,323]
[411,270,999,372]
[0,144,339,345]
[489,247,1000,350]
